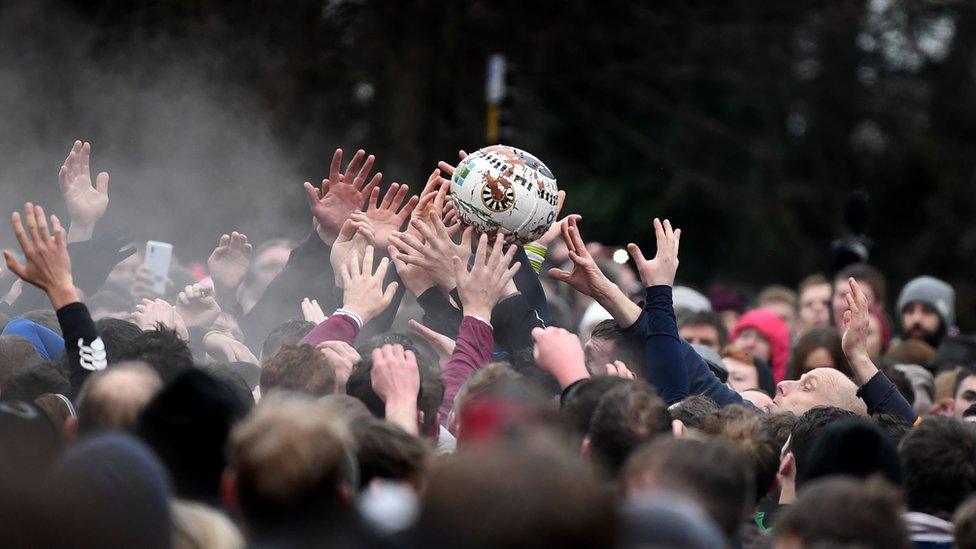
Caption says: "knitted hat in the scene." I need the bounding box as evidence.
[897,276,955,328]
[796,418,902,489]
[673,286,712,313]
[731,310,790,383]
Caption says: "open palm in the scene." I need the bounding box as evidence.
[59,140,109,227]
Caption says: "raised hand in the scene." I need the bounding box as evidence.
[370,343,420,435]
[390,216,474,293]
[59,141,109,241]
[364,183,419,249]
[339,246,398,325]
[389,244,436,296]
[175,283,222,328]
[546,215,614,298]
[4,203,78,308]
[531,190,567,248]
[841,277,871,361]
[531,326,589,389]
[207,231,252,303]
[134,298,189,340]
[304,148,382,245]
[330,212,374,287]
[317,340,359,393]
[453,233,520,319]
[408,318,456,368]
[131,265,172,301]
[301,297,327,324]
[628,218,681,288]
[203,331,259,364]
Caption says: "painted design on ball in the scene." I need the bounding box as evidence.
[481,170,516,212]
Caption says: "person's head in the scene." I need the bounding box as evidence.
[586,381,670,476]
[899,416,976,518]
[832,263,885,331]
[0,401,63,483]
[797,274,832,335]
[584,320,644,377]
[867,306,892,357]
[620,495,725,549]
[352,416,429,491]
[775,477,910,549]
[346,338,444,438]
[885,338,936,370]
[722,347,759,393]
[450,362,524,435]
[139,367,250,505]
[260,343,336,397]
[667,395,719,431]
[714,411,782,503]
[94,317,143,364]
[623,437,753,541]
[20,309,62,336]
[115,328,193,381]
[757,285,798,333]
[677,310,728,354]
[224,394,355,538]
[413,441,616,548]
[953,368,976,418]
[797,418,902,487]
[789,327,851,379]
[777,406,859,500]
[1,363,68,402]
[171,499,244,549]
[730,309,790,380]
[954,496,976,549]
[73,362,162,438]
[774,368,866,415]
[0,335,42,388]
[261,319,315,360]
[561,376,631,435]
[897,275,955,348]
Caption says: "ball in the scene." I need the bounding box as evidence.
[449,145,559,245]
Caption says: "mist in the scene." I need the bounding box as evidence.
[0,0,309,263]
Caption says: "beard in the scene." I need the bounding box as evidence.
[904,322,945,349]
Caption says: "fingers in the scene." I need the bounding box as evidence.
[354,154,376,189]
[500,261,521,288]
[487,231,506,268]
[10,211,32,255]
[218,234,230,248]
[547,267,571,282]
[23,203,40,245]
[378,183,398,209]
[380,280,398,306]
[58,166,69,194]
[50,215,65,248]
[361,173,383,206]
[303,181,321,207]
[554,190,566,218]
[627,242,647,265]
[388,183,410,211]
[849,277,866,308]
[652,217,665,251]
[399,194,420,219]
[452,255,466,286]
[95,172,109,195]
[345,149,366,179]
[390,231,426,256]
[329,148,343,182]
[362,245,375,276]
[437,160,456,176]
[3,251,27,280]
[367,185,381,210]
[474,233,489,267]
[460,226,474,252]
[33,205,50,244]
[567,224,587,257]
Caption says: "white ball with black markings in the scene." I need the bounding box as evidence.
[449,145,558,245]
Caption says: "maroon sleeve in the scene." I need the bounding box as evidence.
[299,314,360,347]
[439,316,494,424]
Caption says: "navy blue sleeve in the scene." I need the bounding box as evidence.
[417,288,463,340]
[857,370,918,423]
[512,247,550,324]
[643,285,691,405]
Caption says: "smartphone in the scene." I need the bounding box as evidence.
[144,241,173,295]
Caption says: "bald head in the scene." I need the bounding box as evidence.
[774,368,867,416]
[76,362,163,436]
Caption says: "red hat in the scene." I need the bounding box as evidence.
[731,309,791,382]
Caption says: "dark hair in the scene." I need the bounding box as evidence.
[115,328,193,381]
[261,320,315,360]
[900,416,976,517]
[260,343,335,397]
[624,437,754,540]
[87,290,134,316]
[711,410,781,502]
[885,339,936,368]
[198,363,255,408]
[587,381,670,476]
[21,310,61,336]
[789,327,851,379]
[835,262,887,306]
[589,320,645,373]
[872,412,912,446]
[95,317,143,363]
[677,310,729,349]
[787,406,858,488]
[346,337,444,437]
[1,363,68,402]
[880,364,915,405]
[954,496,976,549]
[0,335,42,386]
[798,418,902,487]
[561,376,630,435]
[668,395,719,430]
[351,416,429,489]
[954,367,976,400]
[775,477,910,549]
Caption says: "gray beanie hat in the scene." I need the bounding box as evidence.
[897,276,955,327]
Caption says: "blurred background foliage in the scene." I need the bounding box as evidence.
[2,0,975,325]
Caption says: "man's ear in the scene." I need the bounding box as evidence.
[581,436,592,461]
[64,416,77,444]
[778,451,796,480]
[221,469,241,516]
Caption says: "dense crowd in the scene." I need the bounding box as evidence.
[1,140,975,548]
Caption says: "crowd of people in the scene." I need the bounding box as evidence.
[1,140,975,548]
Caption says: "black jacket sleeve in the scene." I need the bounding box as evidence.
[57,302,104,399]
[490,292,560,396]
[241,233,338,352]
[416,288,463,340]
